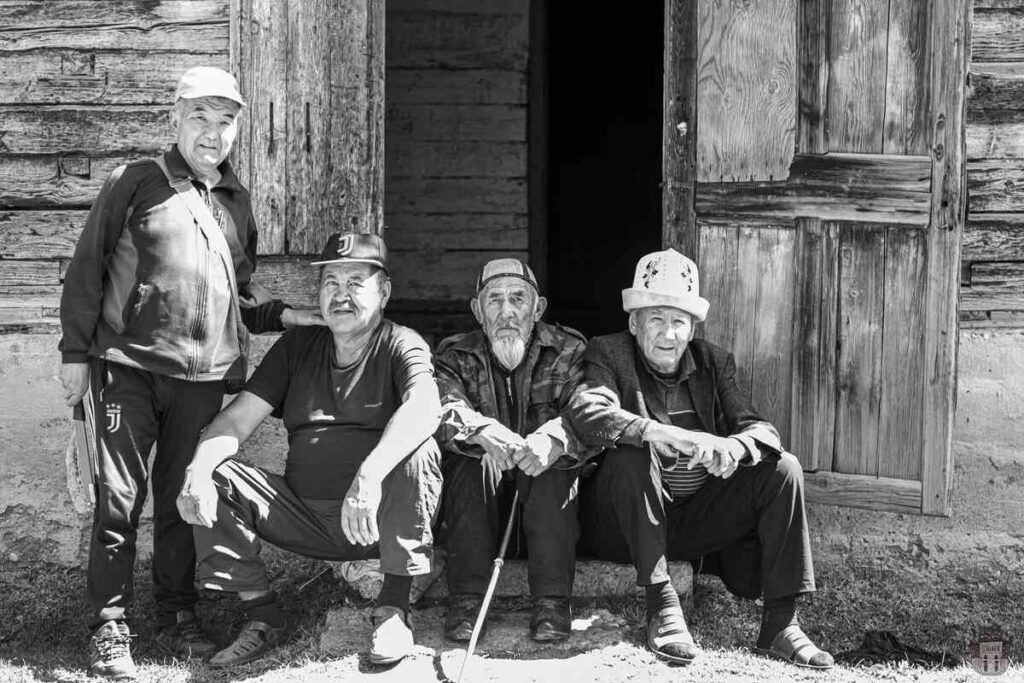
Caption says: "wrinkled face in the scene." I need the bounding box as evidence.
[171,96,241,179]
[472,277,545,343]
[471,276,547,370]
[318,262,391,336]
[629,306,695,374]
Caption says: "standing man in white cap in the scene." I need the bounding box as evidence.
[434,258,589,643]
[57,66,322,678]
[568,249,833,670]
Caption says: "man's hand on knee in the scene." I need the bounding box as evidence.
[342,474,382,546]
[176,468,219,528]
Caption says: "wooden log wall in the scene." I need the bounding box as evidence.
[964,0,1024,328]
[382,0,529,322]
[0,0,229,330]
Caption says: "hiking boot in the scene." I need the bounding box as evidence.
[530,596,572,642]
[153,610,217,660]
[89,620,137,680]
[444,594,484,643]
[208,620,284,668]
[369,605,414,665]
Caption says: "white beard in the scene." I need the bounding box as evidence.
[490,335,527,371]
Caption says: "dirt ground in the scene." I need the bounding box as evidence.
[0,553,1020,683]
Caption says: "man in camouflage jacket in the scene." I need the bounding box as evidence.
[435,258,588,643]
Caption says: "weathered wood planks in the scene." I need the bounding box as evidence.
[963,213,1024,260]
[387,70,526,105]
[883,0,929,155]
[827,0,889,152]
[805,472,922,514]
[662,0,698,257]
[387,11,528,70]
[0,107,172,155]
[387,104,525,142]
[972,8,1024,62]
[696,0,796,182]
[695,153,932,224]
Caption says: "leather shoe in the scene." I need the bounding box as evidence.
[647,606,699,664]
[530,596,572,642]
[444,594,484,643]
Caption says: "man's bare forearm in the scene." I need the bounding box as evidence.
[358,383,441,483]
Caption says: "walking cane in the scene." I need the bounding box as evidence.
[455,489,521,683]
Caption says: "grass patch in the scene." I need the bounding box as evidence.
[0,553,1019,682]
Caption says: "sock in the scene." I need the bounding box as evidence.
[757,595,799,648]
[377,574,413,613]
[241,591,285,629]
[644,580,681,618]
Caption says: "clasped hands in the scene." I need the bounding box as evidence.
[644,421,747,479]
[467,423,557,488]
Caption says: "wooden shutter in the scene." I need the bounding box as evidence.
[663,0,968,515]
[230,0,385,255]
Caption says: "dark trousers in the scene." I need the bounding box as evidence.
[87,359,225,627]
[441,455,579,598]
[193,440,443,593]
[580,445,815,600]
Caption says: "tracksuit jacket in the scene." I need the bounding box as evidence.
[59,145,287,383]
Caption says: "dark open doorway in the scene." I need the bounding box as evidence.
[532,2,665,338]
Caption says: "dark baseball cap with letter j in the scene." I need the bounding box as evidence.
[311,232,388,273]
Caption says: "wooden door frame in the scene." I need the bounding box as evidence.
[527,0,549,293]
[661,0,969,515]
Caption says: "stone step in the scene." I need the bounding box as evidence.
[332,556,693,602]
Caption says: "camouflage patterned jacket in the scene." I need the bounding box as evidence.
[434,321,590,466]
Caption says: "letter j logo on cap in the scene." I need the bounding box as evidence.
[336,234,353,258]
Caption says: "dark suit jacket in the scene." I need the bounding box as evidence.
[568,331,782,461]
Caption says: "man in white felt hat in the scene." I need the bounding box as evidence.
[568,248,833,670]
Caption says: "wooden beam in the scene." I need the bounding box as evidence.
[0,285,61,327]
[527,0,549,291]
[696,153,932,224]
[387,104,525,142]
[967,160,1024,212]
[0,155,129,208]
[385,178,527,216]
[386,10,528,70]
[0,107,171,155]
[0,260,61,286]
[662,0,697,256]
[921,0,969,517]
[0,210,86,259]
[968,70,1024,113]
[0,51,226,105]
[385,141,526,178]
[960,261,1024,311]
[0,1,228,52]
[966,116,1024,160]
[805,472,922,514]
[384,213,529,251]
[963,212,1024,260]
[387,70,526,105]
[972,8,1024,62]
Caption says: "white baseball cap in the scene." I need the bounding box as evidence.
[174,67,245,106]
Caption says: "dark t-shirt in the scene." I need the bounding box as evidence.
[244,320,433,499]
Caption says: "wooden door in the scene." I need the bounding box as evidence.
[663,0,969,515]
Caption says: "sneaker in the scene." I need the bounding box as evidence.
[89,620,137,680]
[530,596,572,642]
[443,594,484,643]
[153,610,218,659]
[208,620,284,668]
[369,605,414,665]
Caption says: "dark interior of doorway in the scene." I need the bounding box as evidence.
[541,3,665,337]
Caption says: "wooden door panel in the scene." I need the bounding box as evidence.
[665,0,967,514]
[696,0,796,182]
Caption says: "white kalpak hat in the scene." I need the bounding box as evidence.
[621,248,710,322]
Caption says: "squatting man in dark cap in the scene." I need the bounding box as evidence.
[568,248,834,669]
[434,259,589,642]
[58,65,323,679]
[175,232,443,667]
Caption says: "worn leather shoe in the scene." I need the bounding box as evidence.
[647,606,699,664]
[153,610,217,660]
[89,620,137,680]
[444,594,484,643]
[369,605,414,664]
[530,597,572,642]
[208,620,284,668]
